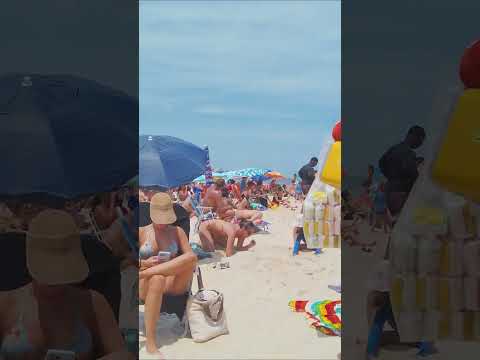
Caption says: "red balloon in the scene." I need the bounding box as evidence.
[332,121,341,141]
[460,39,480,88]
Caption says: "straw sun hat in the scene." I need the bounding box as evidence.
[26,209,89,285]
[150,192,177,225]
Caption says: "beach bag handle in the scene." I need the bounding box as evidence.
[196,266,204,291]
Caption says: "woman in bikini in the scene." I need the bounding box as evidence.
[138,193,197,357]
[0,209,131,360]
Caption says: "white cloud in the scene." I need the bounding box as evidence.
[140,1,340,101]
[193,104,299,119]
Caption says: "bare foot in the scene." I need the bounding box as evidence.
[146,341,163,356]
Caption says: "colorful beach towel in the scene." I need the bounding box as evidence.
[289,299,341,336]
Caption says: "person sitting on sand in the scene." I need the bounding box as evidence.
[138,193,198,356]
[235,194,251,210]
[203,179,225,209]
[198,219,259,257]
[220,186,263,223]
[177,185,189,202]
[92,192,118,230]
[180,196,195,218]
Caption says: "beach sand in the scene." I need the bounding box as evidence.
[121,208,480,359]
[134,205,341,359]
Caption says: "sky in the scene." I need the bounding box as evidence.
[140,1,340,178]
[342,1,480,177]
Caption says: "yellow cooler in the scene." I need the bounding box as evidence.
[321,141,341,189]
[431,89,480,203]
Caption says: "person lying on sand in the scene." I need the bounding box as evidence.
[216,190,263,224]
[198,219,259,257]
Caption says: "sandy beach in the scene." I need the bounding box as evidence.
[134,205,340,359]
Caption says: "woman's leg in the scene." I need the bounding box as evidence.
[140,275,166,354]
[165,259,196,295]
[235,210,262,222]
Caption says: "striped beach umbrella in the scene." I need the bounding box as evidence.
[265,171,285,179]
[229,168,271,178]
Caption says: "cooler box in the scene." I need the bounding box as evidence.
[431,89,480,203]
[320,141,341,189]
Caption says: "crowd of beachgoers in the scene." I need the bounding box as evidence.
[136,157,331,358]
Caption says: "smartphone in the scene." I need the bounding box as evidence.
[45,349,76,360]
[157,251,171,263]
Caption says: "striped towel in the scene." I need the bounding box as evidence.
[289,299,341,336]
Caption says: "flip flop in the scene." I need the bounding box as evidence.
[328,285,342,293]
[214,262,230,270]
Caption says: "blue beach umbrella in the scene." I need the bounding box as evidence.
[139,135,207,189]
[230,168,271,178]
[193,168,271,183]
[0,73,138,198]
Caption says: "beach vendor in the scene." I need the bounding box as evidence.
[298,157,319,195]
[378,125,426,219]
[198,219,258,257]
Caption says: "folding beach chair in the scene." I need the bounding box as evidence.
[190,196,215,233]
